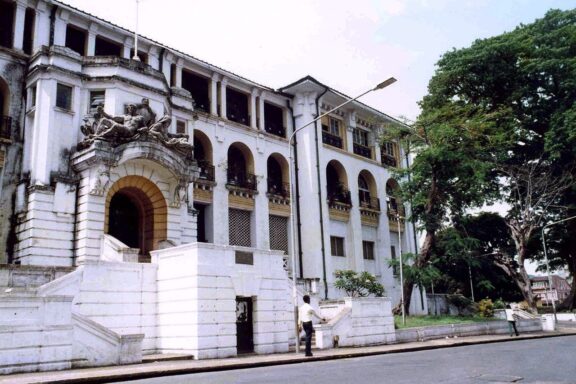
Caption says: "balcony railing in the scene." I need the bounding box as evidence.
[353,143,372,159]
[381,153,397,167]
[197,160,215,182]
[227,169,257,191]
[322,131,343,149]
[264,122,286,138]
[227,112,250,126]
[360,197,380,211]
[0,116,11,140]
[267,180,290,198]
[327,187,352,206]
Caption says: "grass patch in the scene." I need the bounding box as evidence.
[394,315,497,329]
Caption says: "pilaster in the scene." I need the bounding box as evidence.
[210,73,219,115]
[12,1,27,51]
[219,78,228,119]
[250,89,258,129]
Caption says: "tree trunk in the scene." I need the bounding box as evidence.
[560,257,576,310]
[393,230,435,316]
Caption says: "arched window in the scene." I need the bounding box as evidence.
[358,174,370,206]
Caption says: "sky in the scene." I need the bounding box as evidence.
[60,0,575,121]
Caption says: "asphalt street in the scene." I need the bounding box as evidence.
[113,335,576,384]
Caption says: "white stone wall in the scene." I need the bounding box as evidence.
[71,262,158,354]
[315,297,396,349]
[0,294,73,374]
[153,243,291,359]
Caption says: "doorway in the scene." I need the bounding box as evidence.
[108,192,141,250]
[236,297,254,354]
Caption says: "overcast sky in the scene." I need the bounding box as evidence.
[61,0,574,121]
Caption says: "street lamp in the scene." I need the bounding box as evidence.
[288,77,397,353]
[541,215,576,323]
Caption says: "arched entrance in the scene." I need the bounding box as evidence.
[105,176,168,262]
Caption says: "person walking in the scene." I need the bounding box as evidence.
[505,304,519,336]
[299,295,325,357]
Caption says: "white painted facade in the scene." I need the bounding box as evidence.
[0,0,424,374]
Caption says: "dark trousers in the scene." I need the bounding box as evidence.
[508,320,519,336]
[303,321,314,355]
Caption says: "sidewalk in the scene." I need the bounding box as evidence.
[3,329,575,384]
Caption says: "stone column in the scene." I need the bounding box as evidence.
[52,9,69,46]
[12,1,27,51]
[250,89,258,129]
[346,110,356,153]
[258,93,265,131]
[148,46,160,69]
[219,78,228,119]
[123,37,132,59]
[87,23,98,56]
[175,59,183,88]
[33,3,50,51]
[29,78,56,185]
[210,73,219,115]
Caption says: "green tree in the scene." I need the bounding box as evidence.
[333,270,384,298]
[407,9,576,312]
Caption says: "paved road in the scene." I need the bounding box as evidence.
[114,336,576,384]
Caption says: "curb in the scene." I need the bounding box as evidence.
[5,332,575,384]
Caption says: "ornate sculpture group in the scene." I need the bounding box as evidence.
[78,98,193,159]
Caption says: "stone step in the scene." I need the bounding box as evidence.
[142,353,195,363]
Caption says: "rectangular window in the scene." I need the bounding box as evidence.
[65,25,87,56]
[353,128,371,158]
[269,215,289,255]
[23,8,35,55]
[28,84,37,109]
[56,84,73,111]
[322,116,343,148]
[330,236,345,257]
[176,120,186,134]
[390,246,399,276]
[229,208,252,247]
[363,241,375,260]
[0,1,15,49]
[94,36,122,57]
[88,90,105,114]
[382,141,396,156]
[182,70,210,112]
[353,129,369,146]
[129,48,148,63]
[226,87,249,125]
[263,102,285,137]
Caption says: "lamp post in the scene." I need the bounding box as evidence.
[397,207,406,325]
[288,77,397,353]
[541,215,576,323]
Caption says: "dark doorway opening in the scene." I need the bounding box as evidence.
[108,192,141,250]
[236,297,254,354]
[194,202,207,243]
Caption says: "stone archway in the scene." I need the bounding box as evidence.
[105,176,167,262]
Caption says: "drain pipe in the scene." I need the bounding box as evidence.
[286,100,304,278]
[315,87,329,300]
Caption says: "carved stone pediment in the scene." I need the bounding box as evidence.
[78,98,193,160]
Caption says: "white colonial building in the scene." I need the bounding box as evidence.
[0,0,423,374]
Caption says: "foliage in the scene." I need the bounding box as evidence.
[333,270,384,298]
[493,298,506,310]
[477,298,494,318]
[446,294,475,313]
[430,213,524,303]
[390,9,576,313]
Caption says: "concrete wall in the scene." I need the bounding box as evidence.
[153,242,291,359]
[315,297,396,349]
[38,261,158,354]
[395,319,543,343]
[0,294,73,375]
